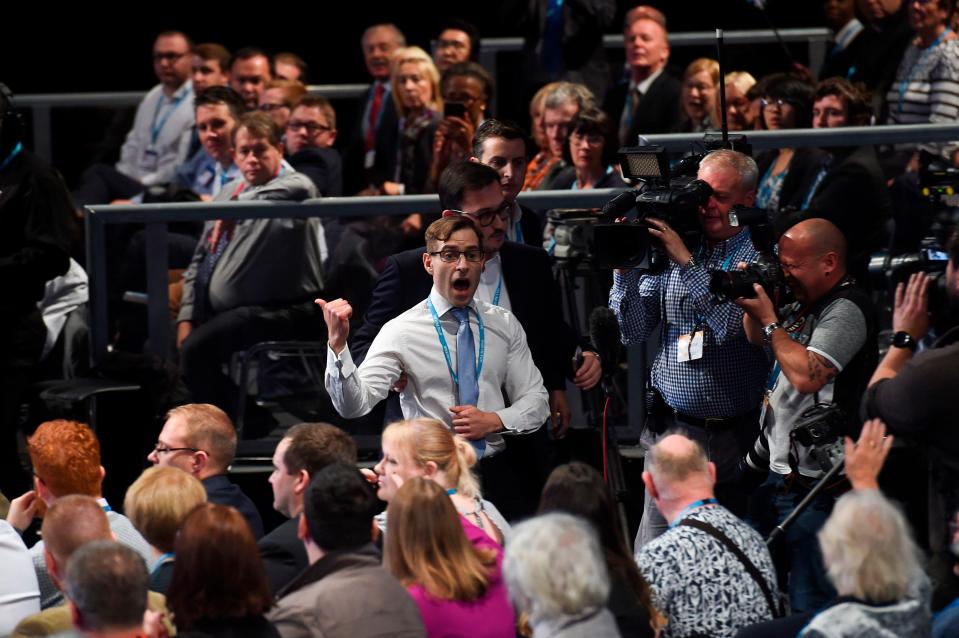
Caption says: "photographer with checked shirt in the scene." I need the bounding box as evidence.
[609,149,769,550]
[735,217,876,614]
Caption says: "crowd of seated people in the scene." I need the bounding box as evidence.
[3,2,959,636]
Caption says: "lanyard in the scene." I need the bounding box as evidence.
[151,87,191,145]
[151,552,174,574]
[426,298,485,385]
[669,497,718,528]
[512,216,524,245]
[0,142,22,172]
[493,273,503,306]
[898,30,951,113]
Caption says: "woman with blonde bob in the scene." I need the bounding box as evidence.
[373,418,509,543]
[123,465,207,595]
[385,477,515,637]
[676,57,720,133]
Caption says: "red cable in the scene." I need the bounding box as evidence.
[602,396,610,483]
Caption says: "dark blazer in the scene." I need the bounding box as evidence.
[602,72,683,145]
[783,145,892,273]
[341,84,398,194]
[818,27,870,82]
[351,241,577,392]
[202,474,264,539]
[288,147,343,197]
[518,204,545,247]
[258,517,309,596]
[371,114,439,194]
[549,165,630,190]
[756,147,829,214]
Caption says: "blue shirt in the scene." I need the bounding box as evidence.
[609,227,768,418]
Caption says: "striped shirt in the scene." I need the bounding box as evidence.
[885,37,959,159]
[609,228,768,418]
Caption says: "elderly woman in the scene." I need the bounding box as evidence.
[123,466,207,595]
[676,58,721,133]
[551,108,629,190]
[798,489,930,637]
[523,81,563,191]
[885,0,959,162]
[504,512,621,637]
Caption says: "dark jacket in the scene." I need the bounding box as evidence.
[258,517,308,596]
[756,147,829,214]
[341,85,398,195]
[288,147,343,197]
[371,113,439,194]
[267,543,426,638]
[602,72,683,145]
[351,241,578,392]
[177,616,280,638]
[202,474,264,539]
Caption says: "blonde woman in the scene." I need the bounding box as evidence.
[676,58,720,133]
[386,478,515,638]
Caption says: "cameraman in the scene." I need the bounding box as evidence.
[609,149,769,549]
[863,229,959,543]
[735,218,876,613]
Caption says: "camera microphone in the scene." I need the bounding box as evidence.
[600,189,640,220]
[589,307,623,378]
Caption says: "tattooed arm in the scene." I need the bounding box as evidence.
[767,329,839,395]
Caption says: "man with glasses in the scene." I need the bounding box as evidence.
[286,95,343,196]
[147,403,264,538]
[348,161,598,519]
[320,214,548,461]
[73,30,195,205]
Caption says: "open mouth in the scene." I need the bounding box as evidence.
[452,278,471,292]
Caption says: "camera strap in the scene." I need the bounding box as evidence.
[678,518,784,618]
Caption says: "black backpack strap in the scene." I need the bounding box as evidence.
[678,518,784,618]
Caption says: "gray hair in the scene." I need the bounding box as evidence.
[699,149,759,192]
[361,23,406,48]
[503,512,609,624]
[65,541,149,631]
[543,82,596,112]
[645,431,709,487]
[818,490,922,603]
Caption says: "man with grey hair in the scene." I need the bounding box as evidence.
[537,82,596,190]
[504,512,620,637]
[609,149,768,549]
[636,433,778,638]
[64,541,150,638]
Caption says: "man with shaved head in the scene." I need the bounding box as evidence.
[735,217,877,613]
[637,433,779,638]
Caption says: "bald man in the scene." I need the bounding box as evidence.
[734,218,877,613]
[13,495,172,637]
[636,434,779,638]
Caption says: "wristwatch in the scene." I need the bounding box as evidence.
[762,322,782,342]
[891,331,917,352]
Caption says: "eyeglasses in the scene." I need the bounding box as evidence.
[570,131,605,146]
[153,443,200,455]
[761,98,793,110]
[153,52,187,63]
[287,120,333,135]
[429,249,485,263]
[449,201,511,227]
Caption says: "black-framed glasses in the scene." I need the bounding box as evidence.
[449,201,511,227]
[287,120,333,135]
[761,98,792,110]
[153,443,200,455]
[429,249,485,263]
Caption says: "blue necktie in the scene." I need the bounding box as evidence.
[451,307,486,458]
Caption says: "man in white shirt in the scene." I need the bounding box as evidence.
[319,216,549,457]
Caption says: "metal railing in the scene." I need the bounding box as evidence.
[19,28,831,161]
[85,188,622,366]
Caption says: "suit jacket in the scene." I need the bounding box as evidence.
[518,204,545,247]
[783,145,892,275]
[603,72,683,145]
[756,147,829,214]
[351,241,577,392]
[341,85,399,195]
[259,517,308,596]
[202,474,264,539]
[288,147,343,197]
[371,114,439,194]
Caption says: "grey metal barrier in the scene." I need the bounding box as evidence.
[84,188,621,366]
[19,28,830,161]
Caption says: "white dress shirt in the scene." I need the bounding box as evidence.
[116,81,195,185]
[326,287,549,456]
[476,252,512,311]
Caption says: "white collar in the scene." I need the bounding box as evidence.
[834,19,864,49]
[632,66,665,96]
[428,286,477,317]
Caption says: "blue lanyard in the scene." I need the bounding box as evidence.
[426,298,485,386]
[512,217,524,245]
[0,142,22,172]
[669,498,718,528]
[493,274,503,306]
[898,30,951,113]
[151,87,191,145]
[446,488,457,495]
[151,552,174,574]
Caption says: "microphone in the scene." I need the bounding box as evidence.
[600,189,639,220]
[589,307,623,380]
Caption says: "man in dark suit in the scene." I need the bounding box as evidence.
[147,403,264,539]
[286,95,343,197]
[342,24,405,194]
[350,162,601,519]
[259,422,358,595]
[603,6,682,146]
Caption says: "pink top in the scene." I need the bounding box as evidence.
[407,516,516,638]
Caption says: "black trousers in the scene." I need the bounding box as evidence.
[479,424,553,523]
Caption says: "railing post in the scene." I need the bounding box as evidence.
[32,105,53,163]
[85,207,110,367]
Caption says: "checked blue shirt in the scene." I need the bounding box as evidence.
[609,228,769,418]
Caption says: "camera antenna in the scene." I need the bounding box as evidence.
[716,29,729,148]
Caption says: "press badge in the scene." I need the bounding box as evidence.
[141,147,159,173]
[677,330,704,362]
[364,149,376,169]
